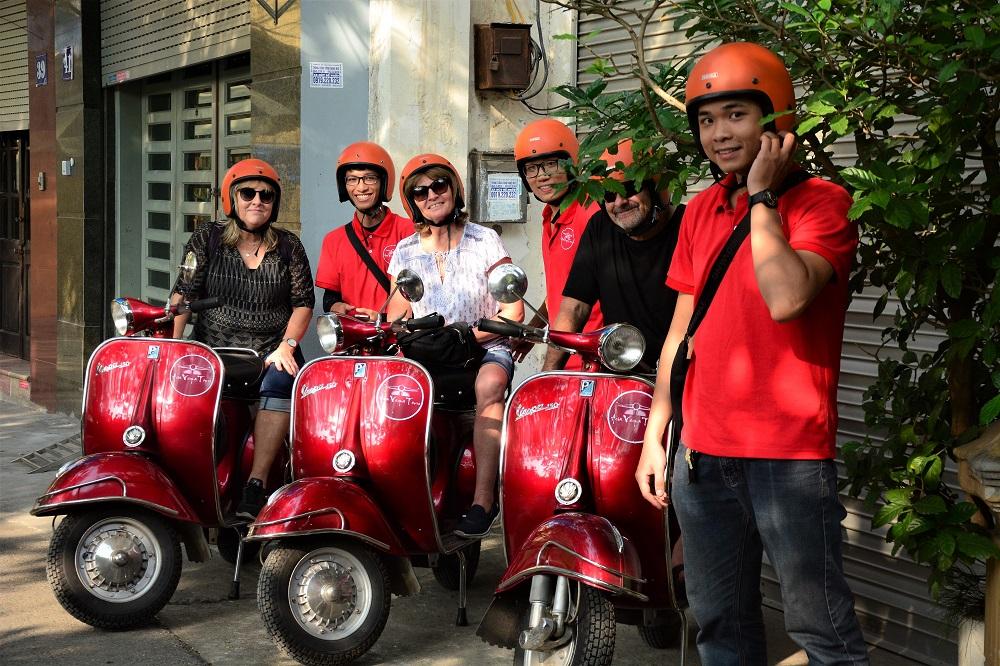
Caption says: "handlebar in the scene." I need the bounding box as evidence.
[477,318,527,338]
[186,296,223,313]
[406,313,445,330]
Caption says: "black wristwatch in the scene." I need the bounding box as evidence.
[749,189,779,209]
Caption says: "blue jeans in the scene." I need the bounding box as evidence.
[258,347,304,412]
[671,443,869,666]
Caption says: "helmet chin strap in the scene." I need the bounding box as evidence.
[234,217,271,236]
[425,209,459,227]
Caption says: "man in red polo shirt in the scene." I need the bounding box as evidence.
[316,141,414,317]
[636,43,868,664]
[512,119,603,369]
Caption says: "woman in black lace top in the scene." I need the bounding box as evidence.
[170,158,314,518]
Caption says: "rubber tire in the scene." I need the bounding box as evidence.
[514,584,615,666]
[216,527,261,566]
[258,540,390,666]
[46,508,182,630]
[431,540,481,591]
[636,611,682,649]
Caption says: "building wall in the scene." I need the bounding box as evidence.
[0,0,29,132]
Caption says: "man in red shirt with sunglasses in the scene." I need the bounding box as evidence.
[513,119,603,369]
[316,142,414,318]
[542,139,682,374]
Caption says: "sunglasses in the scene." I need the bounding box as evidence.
[603,180,640,204]
[411,178,451,202]
[237,187,276,204]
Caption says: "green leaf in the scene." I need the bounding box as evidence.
[552,33,579,41]
[946,502,979,525]
[873,503,907,528]
[841,167,881,190]
[938,60,962,82]
[955,531,1000,560]
[948,320,980,338]
[940,263,962,299]
[884,488,913,505]
[913,495,947,515]
[933,532,956,557]
[924,457,943,489]
[847,197,874,220]
[829,115,849,135]
[980,394,1000,425]
[796,116,824,135]
[806,99,838,115]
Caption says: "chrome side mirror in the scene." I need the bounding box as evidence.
[487,264,527,304]
[396,269,424,303]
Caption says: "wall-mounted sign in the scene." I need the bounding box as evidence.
[309,62,343,88]
[61,45,73,81]
[486,173,522,221]
[35,53,47,86]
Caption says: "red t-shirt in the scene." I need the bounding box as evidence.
[666,173,857,459]
[315,211,415,311]
[543,200,604,369]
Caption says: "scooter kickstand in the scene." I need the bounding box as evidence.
[228,526,246,600]
[455,549,468,626]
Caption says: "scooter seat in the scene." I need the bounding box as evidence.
[216,347,264,400]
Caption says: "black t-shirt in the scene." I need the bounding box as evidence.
[562,205,684,371]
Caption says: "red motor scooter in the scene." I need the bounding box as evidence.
[247,270,484,666]
[475,265,688,666]
[31,253,283,629]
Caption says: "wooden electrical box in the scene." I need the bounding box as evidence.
[474,23,532,91]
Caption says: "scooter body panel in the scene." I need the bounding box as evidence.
[31,451,201,522]
[499,372,673,606]
[291,356,451,553]
[496,513,645,600]
[80,337,226,525]
[246,477,407,554]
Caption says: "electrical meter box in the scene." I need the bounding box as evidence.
[474,23,532,91]
[469,151,528,225]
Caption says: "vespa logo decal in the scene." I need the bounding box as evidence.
[515,401,560,421]
[300,380,339,399]
[168,355,215,397]
[559,227,576,250]
[376,374,425,421]
[606,390,652,444]
[579,380,595,397]
[354,362,367,378]
[95,360,130,375]
[147,345,160,359]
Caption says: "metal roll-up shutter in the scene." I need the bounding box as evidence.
[100,0,250,86]
[577,6,956,663]
[0,0,27,132]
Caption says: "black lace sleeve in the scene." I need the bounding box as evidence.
[284,230,316,309]
[171,223,217,300]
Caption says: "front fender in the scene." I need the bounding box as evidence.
[246,477,406,555]
[496,513,646,601]
[30,452,200,523]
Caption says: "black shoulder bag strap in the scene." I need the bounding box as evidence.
[344,222,392,293]
[668,169,813,442]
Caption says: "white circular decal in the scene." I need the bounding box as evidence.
[606,390,652,443]
[559,227,576,250]
[169,354,216,397]
[382,244,397,265]
[376,374,425,421]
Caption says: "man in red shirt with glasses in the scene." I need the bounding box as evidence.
[542,139,683,374]
[512,119,603,369]
[315,142,414,318]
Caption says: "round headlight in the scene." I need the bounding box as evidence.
[111,298,133,336]
[598,324,645,372]
[316,314,343,354]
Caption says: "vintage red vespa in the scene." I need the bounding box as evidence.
[31,253,280,629]
[247,269,484,666]
[475,264,688,666]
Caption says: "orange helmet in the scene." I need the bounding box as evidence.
[514,118,579,184]
[221,158,281,223]
[597,139,637,182]
[685,42,795,153]
[398,153,466,224]
[336,141,395,204]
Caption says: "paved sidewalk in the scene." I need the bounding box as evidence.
[0,398,914,665]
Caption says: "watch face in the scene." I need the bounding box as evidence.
[286,338,297,348]
[764,190,778,207]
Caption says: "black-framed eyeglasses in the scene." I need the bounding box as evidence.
[603,180,640,204]
[524,159,561,179]
[237,187,276,204]
[411,178,451,202]
[345,174,380,187]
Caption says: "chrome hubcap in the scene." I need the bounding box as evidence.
[75,517,162,602]
[288,548,372,640]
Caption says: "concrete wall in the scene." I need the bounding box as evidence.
[369,0,578,383]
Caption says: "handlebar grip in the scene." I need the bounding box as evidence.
[407,313,445,330]
[477,318,525,338]
[188,296,223,313]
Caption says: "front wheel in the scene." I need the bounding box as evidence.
[258,540,390,665]
[514,581,615,666]
[46,508,182,629]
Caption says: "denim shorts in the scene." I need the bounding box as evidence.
[258,347,304,412]
[481,346,514,379]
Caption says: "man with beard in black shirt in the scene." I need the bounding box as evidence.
[543,139,683,374]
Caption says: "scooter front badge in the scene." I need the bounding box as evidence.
[579,379,595,397]
[122,425,146,447]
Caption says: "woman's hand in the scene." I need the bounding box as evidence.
[266,342,299,376]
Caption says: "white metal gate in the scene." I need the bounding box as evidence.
[140,59,250,304]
